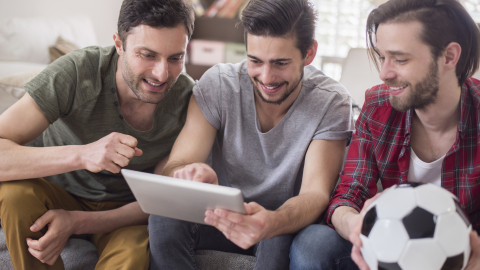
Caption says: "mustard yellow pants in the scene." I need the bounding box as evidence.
[0,178,149,270]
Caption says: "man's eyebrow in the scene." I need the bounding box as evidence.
[375,48,412,57]
[137,47,159,55]
[136,47,185,57]
[247,55,292,63]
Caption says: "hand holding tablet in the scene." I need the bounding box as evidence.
[121,169,246,224]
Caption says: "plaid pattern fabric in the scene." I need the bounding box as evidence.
[326,78,480,232]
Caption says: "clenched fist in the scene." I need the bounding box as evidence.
[80,132,143,173]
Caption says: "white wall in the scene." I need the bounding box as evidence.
[0,0,122,47]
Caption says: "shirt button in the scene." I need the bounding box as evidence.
[114,101,118,106]
[111,88,116,93]
[119,115,124,120]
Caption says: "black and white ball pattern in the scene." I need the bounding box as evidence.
[360,183,472,270]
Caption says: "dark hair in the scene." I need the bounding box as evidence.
[366,0,480,85]
[240,0,317,58]
[118,0,195,49]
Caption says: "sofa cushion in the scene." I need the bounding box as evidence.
[0,17,97,64]
[0,68,43,99]
[49,36,79,63]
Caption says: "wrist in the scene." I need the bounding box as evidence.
[69,210,88,235]
[70,145,85,171]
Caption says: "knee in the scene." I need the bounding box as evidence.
[148,215,192,248]
[0,179,42,212]
[290,225,351,269]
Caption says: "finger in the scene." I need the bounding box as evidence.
[30,211,54,232]
[115,144,136,160]
[214,209,243,224]
[110,152,131,168]
[104,162,122,174]
[466,231,480,270]
[245,202,263,214]
[351,245,370,270]
[117,134,138,149]
[349,232,362,248]
[134,147,143,156]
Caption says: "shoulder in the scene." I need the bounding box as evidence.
[465,78,480,108]
[302,65,350,102]
[200,61,247,82]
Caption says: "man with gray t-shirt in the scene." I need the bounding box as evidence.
[148,0,353,269]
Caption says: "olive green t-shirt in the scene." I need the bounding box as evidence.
[24,46,194,202]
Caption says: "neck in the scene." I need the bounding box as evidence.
[414,78,461,133]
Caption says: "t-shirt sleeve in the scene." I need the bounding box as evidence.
[24,55,78,124]
[192,65,223,130]
[312,91,354,141]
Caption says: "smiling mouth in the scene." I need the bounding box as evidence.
[389,85,408,91]
[145,79,165,87]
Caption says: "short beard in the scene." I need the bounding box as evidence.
[253,72,304,106]
[121,55,174,104]
[389,60,439,112]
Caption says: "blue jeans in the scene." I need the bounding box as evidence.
[148,215,294,270]
[290,224,358,270]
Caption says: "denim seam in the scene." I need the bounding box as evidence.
[189,224,199,269]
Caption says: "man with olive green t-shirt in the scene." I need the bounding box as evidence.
[0,0,195,269]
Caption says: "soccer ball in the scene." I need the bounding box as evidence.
[360,183,472,270]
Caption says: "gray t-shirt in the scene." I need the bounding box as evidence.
[25,46,194,202]
[193,61,353,210]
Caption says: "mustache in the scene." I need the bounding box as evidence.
[384,80,409,86]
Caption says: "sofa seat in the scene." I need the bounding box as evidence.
[0,225,256,270]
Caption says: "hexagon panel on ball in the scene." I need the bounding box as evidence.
[369,219,409,262]
[376,186,416,220]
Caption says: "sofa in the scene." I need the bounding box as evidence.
[0,16,256,270]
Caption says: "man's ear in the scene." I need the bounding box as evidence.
[304,40,318,66]
[443,42,461,71]
[113,33,124,56]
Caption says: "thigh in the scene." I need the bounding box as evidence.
[254,233,295,270]
[196,224,254,256]
[92,225,149,270]
[0,178,84,231]
[290,224,357,270]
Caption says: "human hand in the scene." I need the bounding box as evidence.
[205,202,271,249]
[465,230,480,270]
[80,132,143,173]
[350,193,383,270]
[26,209,79,265]
[173,163,218,185]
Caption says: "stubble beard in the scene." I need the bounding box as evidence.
[389,60,440,112]
[253,71,304,106]
[121,56,175,104]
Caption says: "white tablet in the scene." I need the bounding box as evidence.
[121,169,246,224]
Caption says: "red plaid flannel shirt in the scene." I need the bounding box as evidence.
[326,78,480,232]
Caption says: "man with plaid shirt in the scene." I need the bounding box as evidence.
[289,0,480,269]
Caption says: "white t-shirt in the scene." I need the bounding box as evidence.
[407,149,445,187]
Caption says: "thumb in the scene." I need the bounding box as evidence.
[30,211,52,232]
[245,202,263,215]
[134,147,143,156]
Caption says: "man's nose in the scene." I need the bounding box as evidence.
[152,60,168,82]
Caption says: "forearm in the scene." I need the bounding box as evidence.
[266,191,330,238]
[0,138,82,181]
[162,160,187,177]
[72,202,149,235]
[331,206,360,240]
